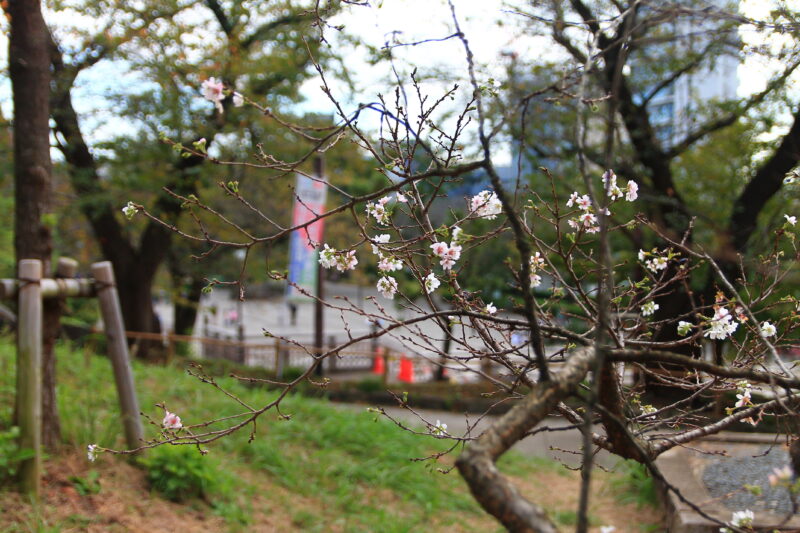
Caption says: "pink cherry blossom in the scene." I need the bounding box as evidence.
[163,410,183,430]
[626,180,638,201]
[201,77,225,113]
[430,242,448,257]
[769,466,792,486]
[576,195,592,211]
[566,191,580,207]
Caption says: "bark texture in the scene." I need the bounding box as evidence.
[456,349,594,532]
[9,0,61,448]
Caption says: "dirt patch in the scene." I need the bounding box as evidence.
[510,466,664,532]
[0,452,288,533]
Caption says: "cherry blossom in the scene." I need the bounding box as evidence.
[201,77,225,113]
[638,248,669,273]
[163,410,183,430]
[641,301,659,317]
[377,276,398,299]
[530,252,545,270]
[760,321,777,337]
[704,306,739,340]
[319,244,358,272]
[122,201,138,220]
[529,252,546,287]
[677,321,693,336]
[485,302,497,315]
[430,242,462,270]
[470,190,503,219]
[785,214,797,226]
[626,180,639,201]
[451,226,463,243]
[87,444,98,462]
[377,254,403,273]
[730,509,754,528]
[232,92,244,107]
[370,234,391,254]
[366,197,392,225]
[645,255,668,273]
[432,420,448,436]
[423,272,440,294]
[566,191,580,207]
[601,169,616,188]
[340,251,358,271]
[734,389,752,409]
[768,466,792,486]
[318,244,338,269]
[578,212,598,231]
[430,242,449,257]
[601,169,623,200]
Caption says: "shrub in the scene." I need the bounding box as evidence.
[611,459,659,508]
[281,366,306,382]
[355,376,383,393]
[140,445,218,502]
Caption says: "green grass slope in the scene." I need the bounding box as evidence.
[0,339,500,532]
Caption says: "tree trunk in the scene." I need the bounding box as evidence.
[173,280,204,337]
[114,264,163,361]
[167,251,205,358]
[173,281,203,337]
[435,320,454,381]
[9,0,61,448]
[41,298,62,449]
[49,36,207,360]
[167,249,204,337]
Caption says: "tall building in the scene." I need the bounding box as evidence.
[643,5,740,147]
[454,1,742,192]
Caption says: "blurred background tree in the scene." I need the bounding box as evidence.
[44,0,362,357]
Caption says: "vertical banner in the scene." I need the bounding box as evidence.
[286,173,328,301]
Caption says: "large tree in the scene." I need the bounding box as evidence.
[7,0,63,448]
[503,0,800,355]
[46,0,342,357]
[539,1,796,252]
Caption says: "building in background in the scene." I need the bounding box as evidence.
[641,3,740,147]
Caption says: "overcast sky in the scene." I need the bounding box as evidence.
[0,0,795,161]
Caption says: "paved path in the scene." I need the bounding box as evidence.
[336,403,617,469]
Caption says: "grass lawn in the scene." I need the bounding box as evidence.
[0,338,663,532]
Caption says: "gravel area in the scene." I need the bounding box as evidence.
[703,446,796,515]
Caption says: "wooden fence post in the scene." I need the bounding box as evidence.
[327,335,337,373]
[92,262,144,451]
[237,323,245,364]
[275,339,283,378]
[382,347,390,386]
[166,331,175,366]
[202,315,209,359]
[17,259,42,498]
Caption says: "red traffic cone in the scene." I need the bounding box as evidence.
[398,355,415,383]
[372,347,385,375]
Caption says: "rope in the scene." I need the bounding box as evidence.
[93,280,116,291]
